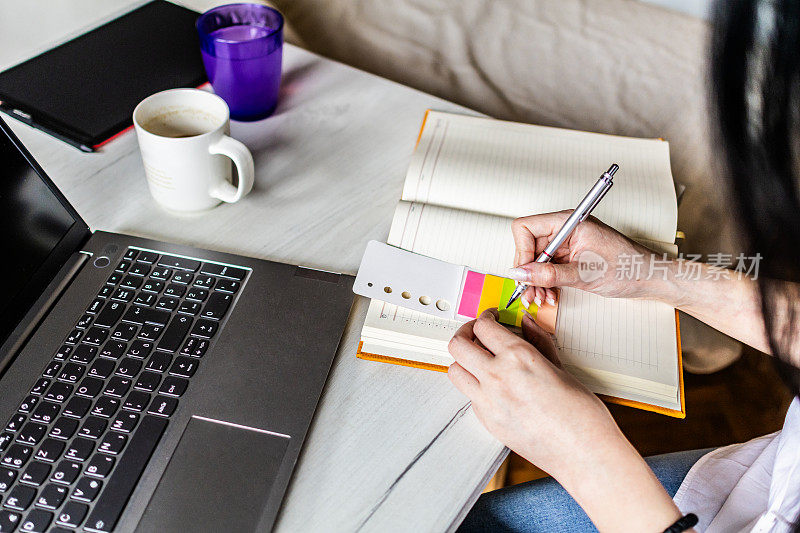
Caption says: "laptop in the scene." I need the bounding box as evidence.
[0,117,355,532]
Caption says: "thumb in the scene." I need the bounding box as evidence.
[507,261,580,288]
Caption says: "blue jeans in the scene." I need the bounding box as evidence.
[458,448,713,533]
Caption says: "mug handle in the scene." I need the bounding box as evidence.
[208,135,255,203]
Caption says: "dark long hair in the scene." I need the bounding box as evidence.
[711,0,800,395]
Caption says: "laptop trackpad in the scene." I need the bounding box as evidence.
[135,417,290,533]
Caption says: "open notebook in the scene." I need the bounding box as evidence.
[358,110,685,417]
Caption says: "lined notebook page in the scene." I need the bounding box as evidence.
[403,111,678,244]
[364,202,678,388]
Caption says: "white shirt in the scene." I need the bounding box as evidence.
[674,397,800,532]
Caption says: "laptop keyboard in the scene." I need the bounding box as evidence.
[0,247,249,532]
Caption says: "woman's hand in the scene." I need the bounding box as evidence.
[509,211,670,306]
[448,309,684,532]
[447,308,624,482]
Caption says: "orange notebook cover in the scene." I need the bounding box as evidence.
[357,109,686,419]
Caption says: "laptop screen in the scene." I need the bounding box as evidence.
[0,119,90,352]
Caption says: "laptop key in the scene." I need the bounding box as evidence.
[62,397,91,419]
[50,460,81,485]
[20,509,52,532]
[85,455,114,479]
[88,359,115,380]
[144,353,171,374]
[71,345,97,365]
[30,379,50,396]
[158,377,188,397]
[1,444,32,469]
[84,416,167,533]
[110,413,138,434]
[111,288,134,302]
[36,483,67,509]
[110,323,138,342]
[147,396,178,418]
[180,337,209,358]
[126,340,153,359]
[150,266,171,280]
[0,510,20,532]
[57,501,88,528]
[158,255,199,272]
[115,359,142,379]
[91,397,120,419]
[17,395,38,414]
[155,296,178,312]
[140,279,163,294]
[124,249,138,261]
[193,275,215,289]
[97,285,113,298]
[122,392,150,413]
[139,324,164,341]
[200,263,247,280]
[122,306,169,327]
[75,313,93,329]
[98,341,126,361]
[0,435,11,454]
[177,301,201,316]
[0,468,15,492]
[72,477,103,502]
[134,372,161,392]
[20,462,51,486]
[82,327,108,346]
[201,292,232,320]
[119,276,142,290]
[53,345,72,361]
[129,264,150,277]
[94,301,125,328]
[162,283,185,298]
[157,315,192,352]
[137,251,159,264]
[102,377,131,398]
[76,377,104,399]
[30,403,59,425]
[49,418,77,441]
[64,439,94,462]
[64,329,82,345]
[185,288,208,302]
[43,383,72,404]
[169,357,197,379]
[190,319,218,339]
[35,439,65,463]
[16,423,46,446]
[133,292,156,307]
[171,272,193,285]
[3,484,35,510]
[115,260,130,273]
[86,299,104,314]
[4,415,25,433]
[97,434,126,456]
[57,363,85,384]
[214,279,240,293]
[78,417,107,439]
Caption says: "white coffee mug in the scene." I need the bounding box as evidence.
[133,88,254,212]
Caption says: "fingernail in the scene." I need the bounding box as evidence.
[521,296,530,308]
[506,267,528,281]
[546,297,556,306]
[534,296,542,306]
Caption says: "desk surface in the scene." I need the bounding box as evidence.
[0,1,506,531]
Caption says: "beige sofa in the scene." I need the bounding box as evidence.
[271,0,740,372]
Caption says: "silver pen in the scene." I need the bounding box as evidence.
[505,164,618,308]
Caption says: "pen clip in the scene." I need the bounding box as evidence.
[580,181,613,221]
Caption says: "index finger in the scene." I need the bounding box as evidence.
[448,320,494,377]
[511,211,572,266]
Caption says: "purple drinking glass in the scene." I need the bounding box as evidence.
[197,4,283,121]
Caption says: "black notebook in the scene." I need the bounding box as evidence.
[0,1,206,152]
